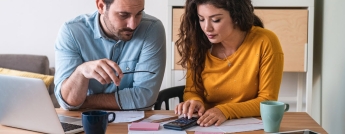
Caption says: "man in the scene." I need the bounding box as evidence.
[54,0,166,110]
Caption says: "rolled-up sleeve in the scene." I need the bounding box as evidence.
[54,23,84,110]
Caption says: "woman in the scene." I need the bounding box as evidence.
[175,0,284,127]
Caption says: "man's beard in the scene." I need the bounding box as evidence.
[103,13,135,41]
[117,28,134,41]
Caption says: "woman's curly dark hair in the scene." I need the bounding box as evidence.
[175,0,263,97]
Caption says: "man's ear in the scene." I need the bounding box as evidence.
[96,0,106,14]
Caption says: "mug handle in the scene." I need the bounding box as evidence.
[284,103,290,112]
[107,112,116,123]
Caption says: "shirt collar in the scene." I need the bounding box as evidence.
[93,12,107,39]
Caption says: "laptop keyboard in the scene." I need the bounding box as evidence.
[61,122,83,132]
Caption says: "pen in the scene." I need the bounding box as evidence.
[150,116,178,123]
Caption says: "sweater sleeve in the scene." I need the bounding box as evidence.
[183,69,205,104]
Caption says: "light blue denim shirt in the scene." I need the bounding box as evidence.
[54,11,166,110]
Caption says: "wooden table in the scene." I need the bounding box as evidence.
[0,108,328,134]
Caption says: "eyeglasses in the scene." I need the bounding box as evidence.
[122,71,155,75]
[116,71,156,111]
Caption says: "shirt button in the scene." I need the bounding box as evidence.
[126,67,130,71]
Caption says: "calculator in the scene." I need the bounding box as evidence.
[163,117,199,131]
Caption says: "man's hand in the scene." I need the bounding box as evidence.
[61,58,123,107]
[175,100,205,119]
[78,58,123,85]
[197,107,226,127]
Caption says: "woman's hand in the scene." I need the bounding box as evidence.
[197,107,226,127]
[175,100,205,119]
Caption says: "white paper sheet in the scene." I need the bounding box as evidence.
[128,121,187,134]
[186,117,263,133]
[107,111,145,123]
[217,117,263,133]
[187,125,224,132]
[220,117,262,126]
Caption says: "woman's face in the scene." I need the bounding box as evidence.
[197,4,235,43]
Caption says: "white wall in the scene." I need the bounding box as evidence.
[0,0,96,67]
[317,0,345,133]
[0,0,169,68]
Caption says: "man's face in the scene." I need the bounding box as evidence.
[101,0,144,41]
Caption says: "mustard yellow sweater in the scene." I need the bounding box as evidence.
[184,26,284,119]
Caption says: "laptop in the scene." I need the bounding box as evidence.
[0,74,84,134]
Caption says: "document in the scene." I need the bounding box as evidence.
[186,125,222,132]
[187,117,263,133]
[108,111,145,123]
[216,118,263,133]
[128,121,187,134]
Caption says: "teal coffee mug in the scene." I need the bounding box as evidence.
[82,110,116,134]
[260,101,289,133]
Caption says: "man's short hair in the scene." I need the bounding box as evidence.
[103,0,114,10]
